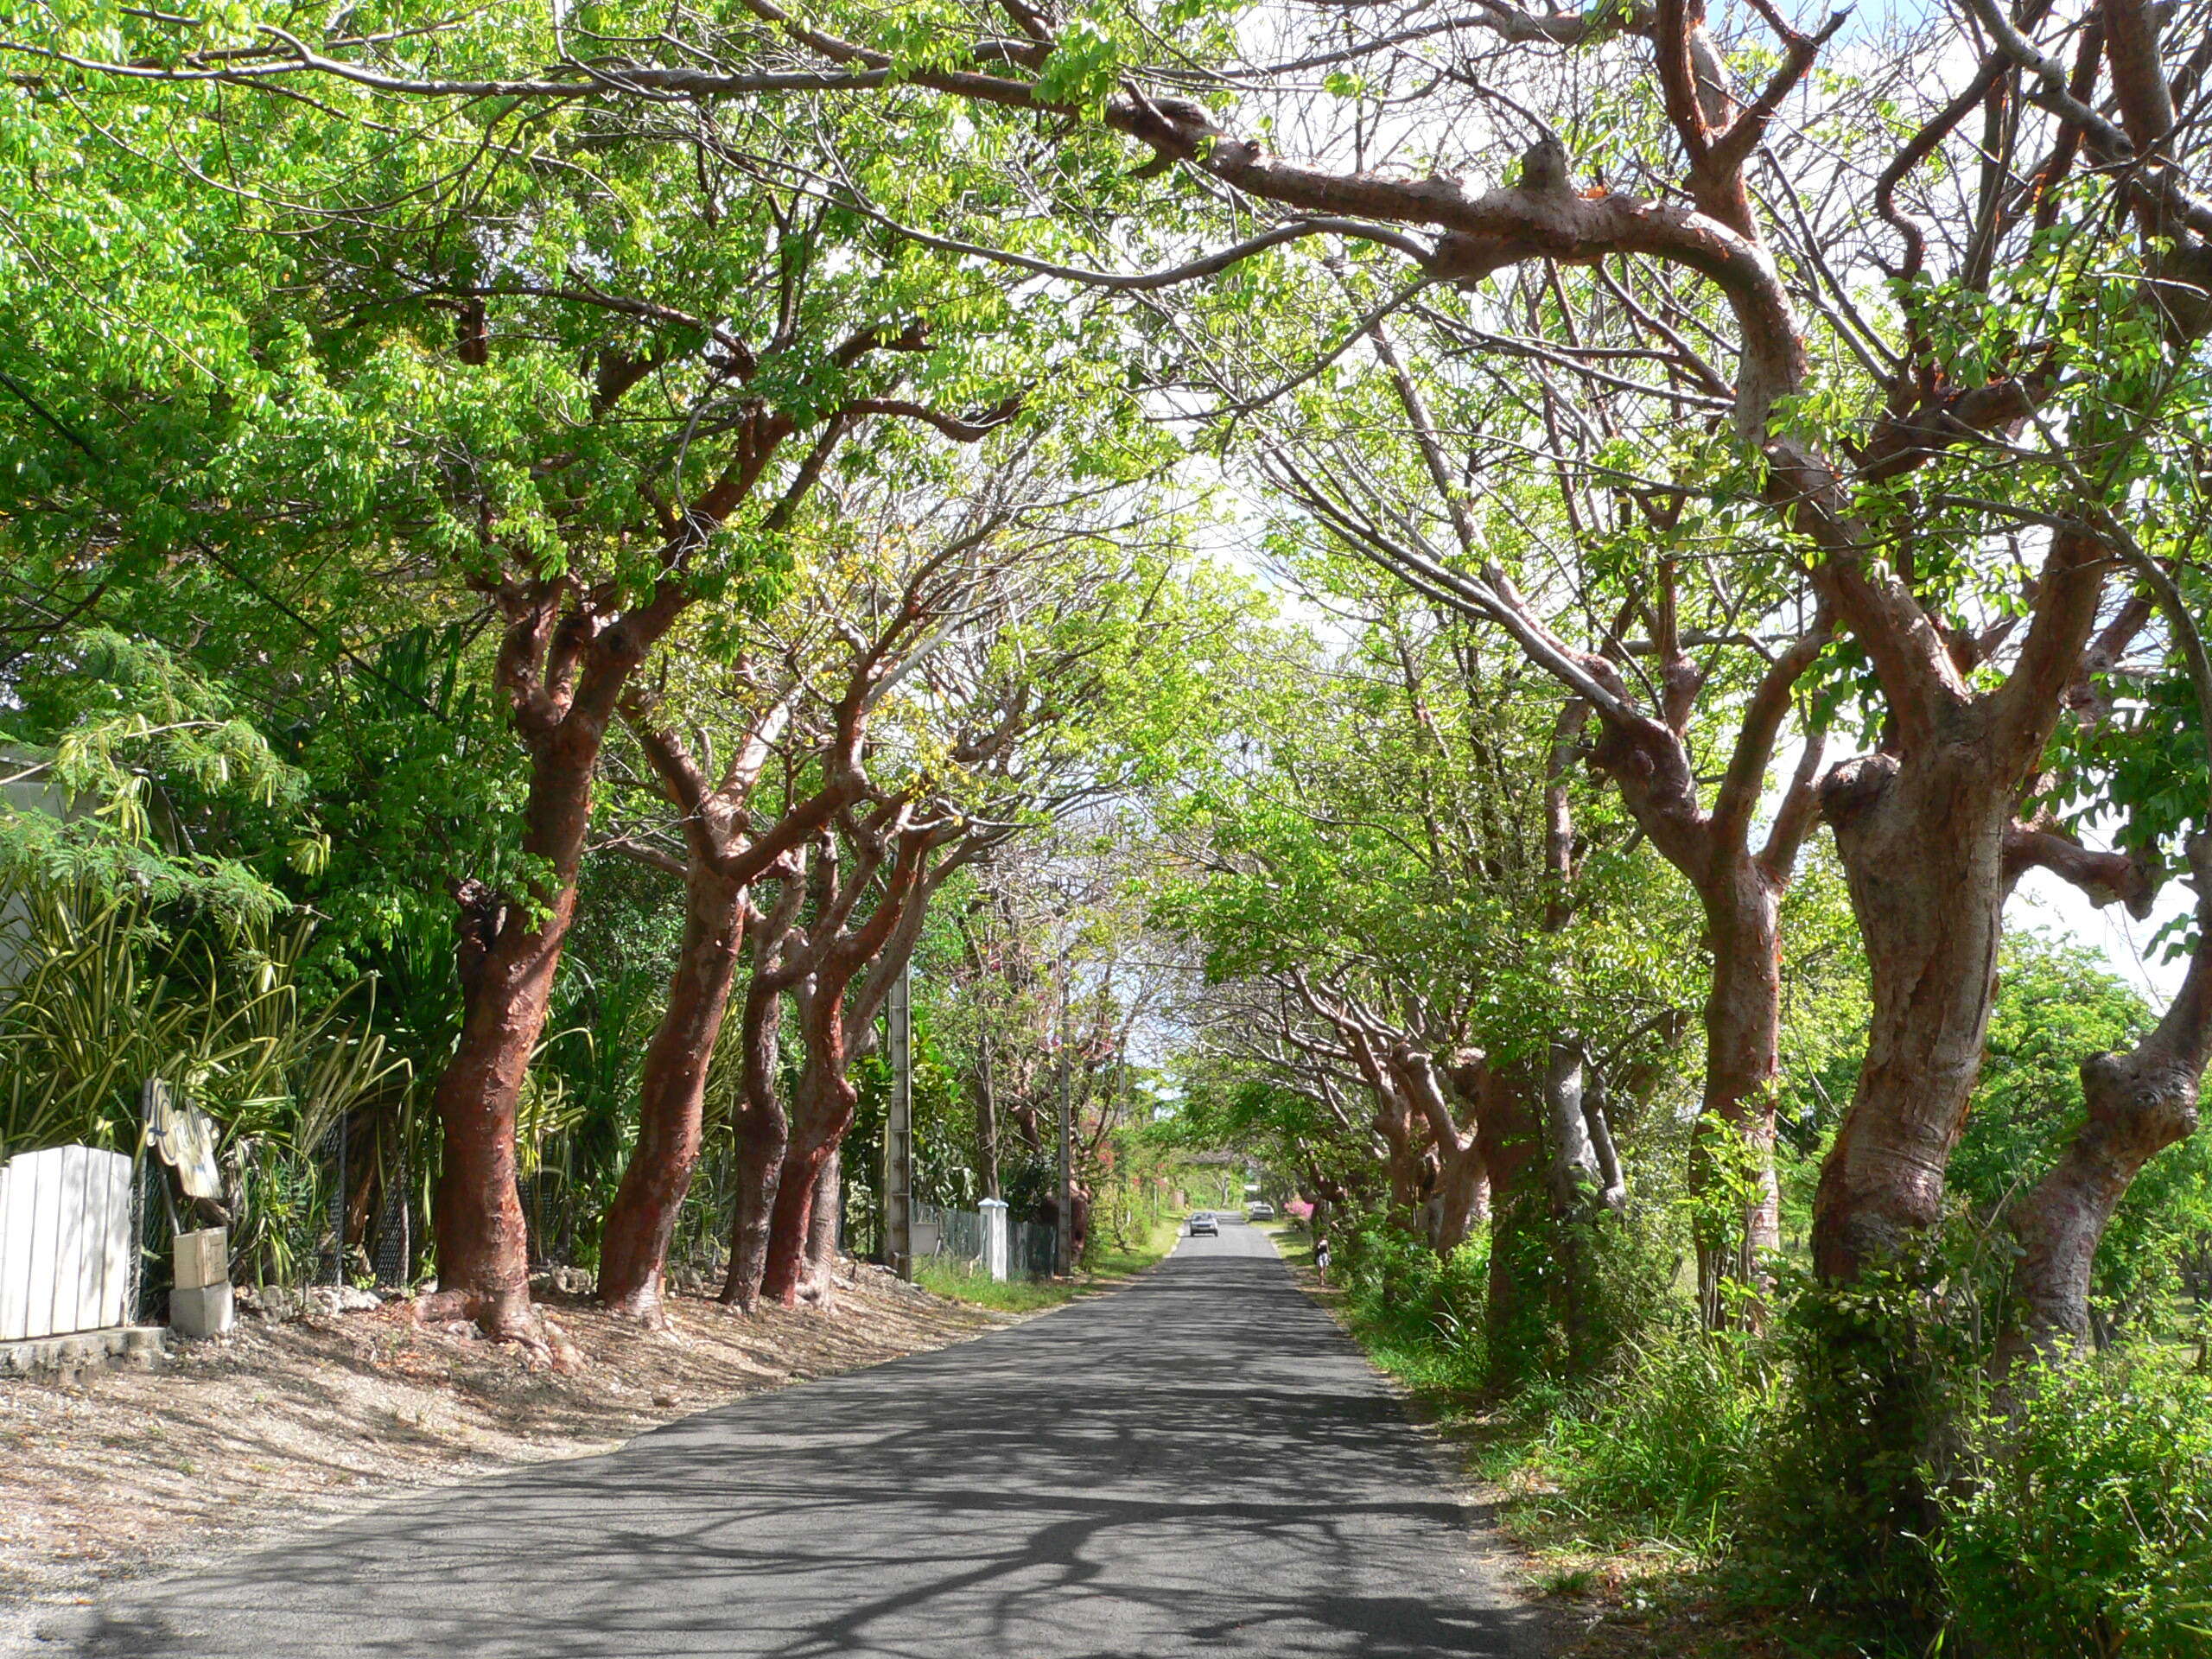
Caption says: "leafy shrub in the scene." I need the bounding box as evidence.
[1522,1323,1779,1551]
[0,879,400,1160]
[1737,1258,1988,1647]
[0,878,404,1282]
[1939,1350,2212,1658]
[1339,1222,1491,1395]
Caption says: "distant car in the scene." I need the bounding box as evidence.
[1188,1212,1218,1236]
[1247,1201,1274,1221]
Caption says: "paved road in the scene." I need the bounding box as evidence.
[41,1224,1545,1657]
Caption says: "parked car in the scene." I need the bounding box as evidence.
[1188,1212,1218,1236]
[1247,1201,1274,1221]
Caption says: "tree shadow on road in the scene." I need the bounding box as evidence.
[45,1255,1549,1657]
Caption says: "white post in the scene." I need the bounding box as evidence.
[980,1198,1010,1283]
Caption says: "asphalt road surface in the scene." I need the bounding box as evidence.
[40,1222,1547,1657]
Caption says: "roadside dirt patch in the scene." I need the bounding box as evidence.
[0,1262,1006,1625]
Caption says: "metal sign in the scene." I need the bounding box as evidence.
[142,1080,223,1201]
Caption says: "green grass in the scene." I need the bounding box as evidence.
[1256,1218,1317,1270]
[1085,1212,1183,1278]
[914,1213,1184,1313]
[913,1258,1087,1312]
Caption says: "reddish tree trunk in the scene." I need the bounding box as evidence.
[753,820,948,1306]
[429,895,567,1340]
[721,970,791,1311]
[1812,747,2015,1281]
[798,1149,843,1306]
[430,699,625,1344]
[1694,864,1787,1324]
[2001,837,2211,1365]
[760,1061,855,1306]
[597,866,745,1322]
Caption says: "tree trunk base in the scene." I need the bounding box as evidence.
[598,1280,673,1331]
[413,1287,582,1370]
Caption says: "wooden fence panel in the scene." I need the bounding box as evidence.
[0,1146,136,1340]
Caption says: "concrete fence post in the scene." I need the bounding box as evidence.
[979,1198,1009,1283]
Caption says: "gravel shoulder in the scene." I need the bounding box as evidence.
[0,1262,1005,1649]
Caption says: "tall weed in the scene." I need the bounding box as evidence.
[1939,1348,2212,1658]
[1339,1224,1491,1394]
[1522,1323,1780,1553]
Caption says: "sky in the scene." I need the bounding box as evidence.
[2015,858,2192,1003]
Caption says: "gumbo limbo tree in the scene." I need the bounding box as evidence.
[19,0,2212,1338]
[1164,599,1698,1364]
[1250,315,1834,1321]
[737,0,2212,1315]
[410,265,1027,1342]
[0,39,1092,1338]
[602,478,1249,1309]
[588,460,1116,1321]
[738,521,1246,1307]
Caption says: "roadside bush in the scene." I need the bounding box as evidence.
[0,877,404,1283]
[0,879,400,1161]
[1521,1322,1779,1552]
[1339,1223,1490,1394]
[1938,1349,2212,1658]
[1735,1260,1984,1647]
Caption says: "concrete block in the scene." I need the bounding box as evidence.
[0,1325,168,1377]
[174,1226,230,1291]
[169,1282,234,1338]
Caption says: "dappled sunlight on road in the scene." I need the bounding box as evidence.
[45,1227,1542,1658]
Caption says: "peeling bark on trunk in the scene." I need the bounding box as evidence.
[798,1149,842,1307]
[721,880,804,1312]
[597,866,745,1323]
[759,1055,855,1306]
[755,824,939,1306]
[1813,743,2019,1281]
[1402,1047,1487,1254]
[721,1074,787,1311]
[429,875,570,1341]
[428,601,672,1348]
[1694,867,1787,1324]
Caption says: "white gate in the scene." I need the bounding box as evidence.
[0,1146,136,1340]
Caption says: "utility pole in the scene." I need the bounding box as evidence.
[977,1019,1000,1201]
[1056,937,1073,1278]
[885,962,913,1282]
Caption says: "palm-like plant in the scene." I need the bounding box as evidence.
[0,879,407,1279]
